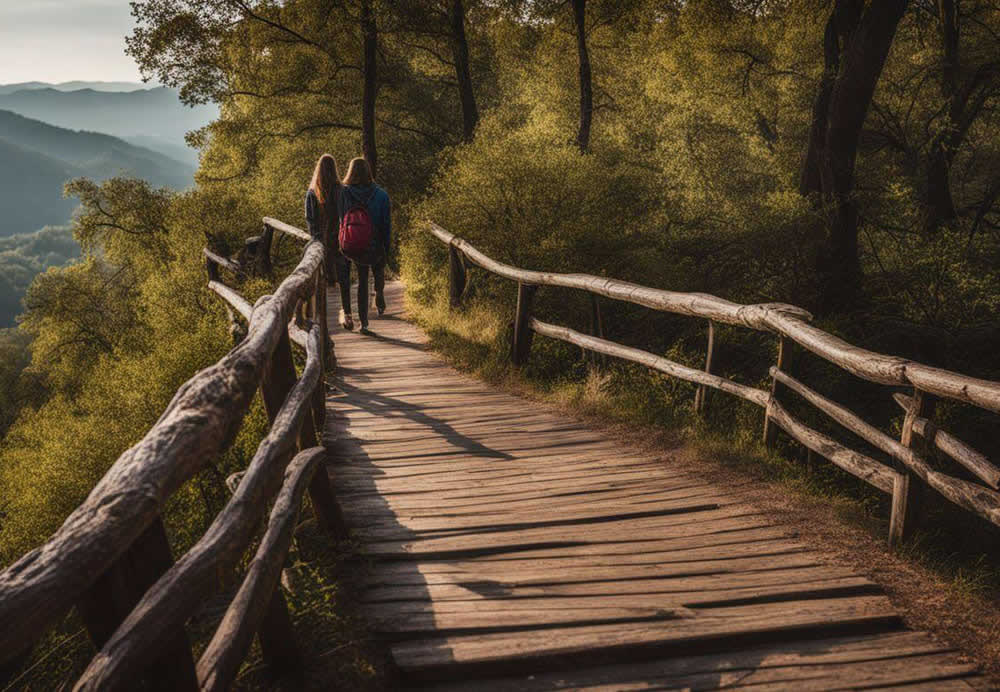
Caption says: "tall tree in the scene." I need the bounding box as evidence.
[801,0,910,311]
[922,0,999,233]
[572,0,593,151]
[450,0,480,141]
[362,0,379,176]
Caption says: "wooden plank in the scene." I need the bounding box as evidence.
[324,280,983,689]
[363,564,864,603]
[390,595,901,681]
[423,631,975,691]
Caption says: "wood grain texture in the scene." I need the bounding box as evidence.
[325,280,982,689]
[74,324,323,691]
[0,242,325,664]
[893,392,1000,489]
[772,367,1000,526]
[264,216,312,243]
[197,447,325,691]
[530,318,769,407]
[430,221,1000,412]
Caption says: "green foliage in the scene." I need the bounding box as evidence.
[0,225,79,327]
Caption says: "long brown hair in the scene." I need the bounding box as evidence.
[309,153,340,204]
[342,157,374,186]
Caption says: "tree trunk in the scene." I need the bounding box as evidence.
[923,0,960,233]
[361,0,378,178]
[799,0,862,196]
[815,0,909,312]
[572,0,593,153]
[449,0,479,142]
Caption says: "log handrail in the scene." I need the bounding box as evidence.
[75,323,324,690]
[429,221,1000,413]
[197,446,326,691]
[0,218,339,689]
[430,221,1000,544]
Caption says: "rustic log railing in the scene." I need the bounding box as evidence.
[429,221,1000,548]
[0,218,341,690]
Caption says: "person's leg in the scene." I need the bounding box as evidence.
[357,263,370,328]
[335,255,353,329]
[374,262,386,315]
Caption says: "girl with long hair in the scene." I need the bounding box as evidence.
[304,153,353,329]
[338,157,391,333]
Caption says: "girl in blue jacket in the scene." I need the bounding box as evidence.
[338,157,391,332]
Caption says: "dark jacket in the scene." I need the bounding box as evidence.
[338,184,391,252]
[304,188,337,247]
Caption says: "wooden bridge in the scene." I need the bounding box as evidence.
[2,217,1000,689]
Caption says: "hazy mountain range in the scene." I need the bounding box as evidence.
[0,86,216,163]
[0,81,150,95]
[0,109,195,237]
[0,81,213,323]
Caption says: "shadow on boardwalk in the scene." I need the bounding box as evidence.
[320,280,982,690]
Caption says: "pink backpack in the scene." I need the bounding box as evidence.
[338,190,376,262]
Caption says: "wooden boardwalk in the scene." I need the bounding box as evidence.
[324,281,983,690]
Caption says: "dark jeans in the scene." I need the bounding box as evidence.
[334,255,385,326]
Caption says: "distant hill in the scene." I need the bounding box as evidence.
[0,86,216,147]
[0,139,81,237]
[0,110,196,236]
[0,81,148,95]
[124,135,200,167]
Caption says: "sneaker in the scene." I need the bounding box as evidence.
[360,324,372,335]
[376,293,386,316]
[339,310,354,331]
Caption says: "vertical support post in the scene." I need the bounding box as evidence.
[258,223,274,276]
[889,388,934,548]
[510,283,537,367]
[449,244,466,307]
[694,320,716,415]
[76,518,198,691]
[205,255,243,345]
[296,351,347,540]
[257,589,302,674]
[763,336,786,448]
[317,264,334,370]
[588,293,605,367]
[255,327,306,672]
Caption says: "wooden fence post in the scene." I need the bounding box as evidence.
[317,264,334,370]
[257,589,303,674]
[511,283,537,367]
[588,294,605,367]
[205,255,244,345]
[75,518,198,691]
[763,336,787,447]
[258,223,274,276]
[449,244,466,307]
[694,320,716,415]
[889,388,934,548]
[261,309,344,540]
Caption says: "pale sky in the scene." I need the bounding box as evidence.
[0,1,144,84]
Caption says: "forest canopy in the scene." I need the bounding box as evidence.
[2,0,999,569]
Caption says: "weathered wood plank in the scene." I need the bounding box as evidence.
[390,595,901,681]
[423,631,975,691]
